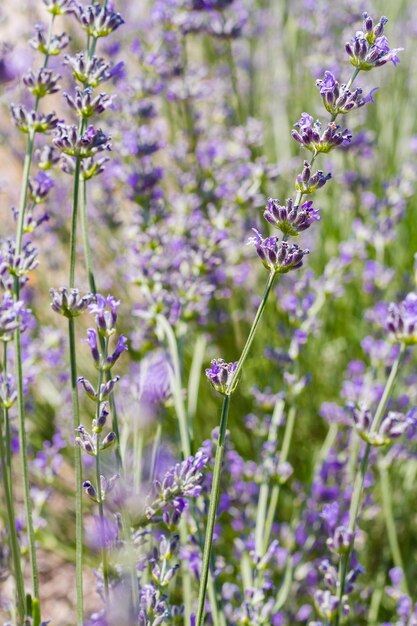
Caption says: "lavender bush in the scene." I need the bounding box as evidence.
[0,1,417,625]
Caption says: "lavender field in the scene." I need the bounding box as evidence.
[1,0,417,624]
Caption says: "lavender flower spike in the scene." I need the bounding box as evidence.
[248,229,309,273]
[264,197,320,237]
[72,2,125,38]
[292,113,352,153]
[205,358,238,395]
[386,292,417,345]
[345,16,403,71]
[50,288,94,318]
[316,71,378,116]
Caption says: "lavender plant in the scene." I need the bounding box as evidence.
[1,2,416,626]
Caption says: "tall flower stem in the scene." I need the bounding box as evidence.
[254,397,285,557]
[0,404,25,624]
[196,270,277,626]
[94,360,110,601]
[196,395,230,626]
[68,318,84,626]
[262,403,296,553]
[156,315,191,459]
[378,460,410,596]
[80,179,124,472]
[334,344,406,626]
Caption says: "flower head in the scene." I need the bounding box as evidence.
[50,288,94,318]
[386,293,417,345]
[248,229,309,273]
[71,2,124,38]
[316,71,378,116]
[292,114,352,153]
[205,358,238,395]
[264,198,320,237]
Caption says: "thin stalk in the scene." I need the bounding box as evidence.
[68,319,84,626]
[187,334,207,430]
[379,461,410,596]
[80,179,97,293]
[0,407,25,624]
[255,398,285,556]
[227,270,277,393]
[69,157,82,289]
[80,178,123,471]
[225,40,245,125]
[156,315,191,458]
[334,344,406,625]
[3,343,12,476]
[14,326,39,601]
[10,15,57,612]
[263,404,296,553]
[196,395,231,626]
[95,356,110,601]
[197,271,277,626]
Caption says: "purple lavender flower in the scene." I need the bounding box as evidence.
[248,229,309,273]
[71,2,125,38]
[386,293,417,345]
[53,124,111,157]
[64,53,114,87]
[22,68,61,98]
[145,450,208,522]
[326,526,354,555]
[352,404,412,446]
[63,88,114,118]
[0,295,31,342]
[295,161,331,194]
[10,105,62,134]
[345,20,403,71]
[205,358,238,395]
[50,288,94,318]
[316,71,378,116]
[88,294,120,336]
[29,27,70,56]
[28,172,54,204]
[42,0,74,14]
[264,198,320,237]
[292,114,352,153]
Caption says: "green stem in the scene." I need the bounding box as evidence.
[196,395,231,626]
[80,178,123,472]
[255,398,285,556]
[187,334,207,436]
[227,271,277,394]
[225,39,245,125]
[0,404,26,624]
[197,271,277,625]
[156,315,191,458]
[379,461,410,596]
[80,179,97,293]
[95,359,110,601]
[335,344,406,625]
[10,13,56,611]
[14,327,39,601]
[263,404,296,553]
[69,156,82,289]
[68,319,84,626]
